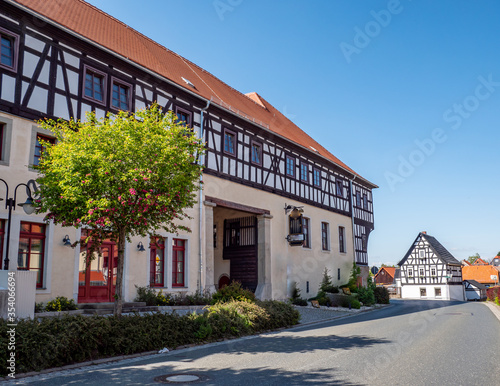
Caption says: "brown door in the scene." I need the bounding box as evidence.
[78,243,117,303]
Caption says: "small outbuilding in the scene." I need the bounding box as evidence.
[464,280,487,301]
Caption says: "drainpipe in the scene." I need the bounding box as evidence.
[199,100,211,292]
[349,176,357,267]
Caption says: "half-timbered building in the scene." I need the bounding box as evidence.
[398,232,464,301]
[0,0,376,305]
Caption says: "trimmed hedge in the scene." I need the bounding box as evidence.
[0,300,299,376]
[486,286,500,302]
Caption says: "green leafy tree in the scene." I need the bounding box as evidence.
[35,105,204,315]
[467,253,481,265]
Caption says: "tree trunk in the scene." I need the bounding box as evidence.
[114,228,126,316]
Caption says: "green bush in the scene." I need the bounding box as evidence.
[374,286,390,304]
[0,299,298,376]
[35,302,46,313]
[211,281,255,304]
[45,297,78,312]
[290,282,308,306]
[357,286,375,306]
[338,295,361,309]
[134,286,174,306]
[319,268,336,293]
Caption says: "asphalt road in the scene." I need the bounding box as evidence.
[9,300,500,385]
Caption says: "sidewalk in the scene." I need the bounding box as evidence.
[295,303,390,325]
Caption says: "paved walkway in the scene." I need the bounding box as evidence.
[295,304,389,324]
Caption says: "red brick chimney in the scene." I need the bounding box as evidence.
[422,231,427,234]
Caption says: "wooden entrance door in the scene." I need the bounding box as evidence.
[78,243,117,303]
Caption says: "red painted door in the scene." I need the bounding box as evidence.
[78,243,117,303]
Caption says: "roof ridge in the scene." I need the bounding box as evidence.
[78,1,267,120]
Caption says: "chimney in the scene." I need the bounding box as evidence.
[421,231,427,234]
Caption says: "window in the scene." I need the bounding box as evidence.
[321,222,329,251]
[0,27,18,72]
[149,238,165,287]
[111,78,131,111]
[420,288,426,297]
[172,239,186,287]
[175,107,192,127]
[362,234,367,251]
[0,124,3,161]
[18,222,45,288]
[435,287,441,297]
[33,134,55,167]
[363,194,368,210]
[356,192,361,207]
[83,65,106,104]
[419,249,425,259]
[431,267,437,277]
[302,217,310,248]
[223,129,236,155]
[251,142,261,164]
[408,268,413,277]
[339,226,345,253]
[286,155,295,177]
[300,163,308,182]
[419,268,425,277]
[0,220,4,269]
[336,180,343,196]
[313,168,321,187]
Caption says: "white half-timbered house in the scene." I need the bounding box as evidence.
[0,0,376,307]
[398,232,464,301]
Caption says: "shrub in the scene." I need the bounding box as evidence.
[374,286,390,304]
[35,302,46,313]
[290,282,308,306]
[134,286,173,306]
[357,286,375,306]
[211,281,255,304]
[338,295,361,309]
[486,286,500,302]
[45,297,78,312]
[186,290,213,305]
[320,268,336,293]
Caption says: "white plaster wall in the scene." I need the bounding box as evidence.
[203,174,355,300]
[401,284,464,301]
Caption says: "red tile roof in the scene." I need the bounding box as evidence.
[462,265,499,284]
[12,0,376,188]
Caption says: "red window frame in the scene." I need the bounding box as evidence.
[18,222,45,288]
[149,237,165,287]
[172,239,186,287]
[33,134,55,166]
[0,219,4,270]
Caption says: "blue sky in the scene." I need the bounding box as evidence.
[86,0,500,266]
